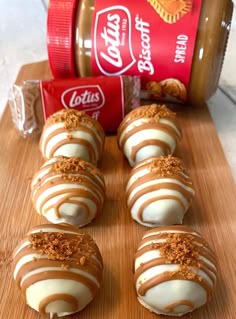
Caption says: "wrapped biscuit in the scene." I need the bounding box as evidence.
[9,76,140,137]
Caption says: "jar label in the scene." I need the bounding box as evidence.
[40,76,128,132]
[91,0,202,102]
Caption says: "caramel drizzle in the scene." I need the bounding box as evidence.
[127,174,194,202]
[14,226,103,301]
[134,229,217,301]
[13,234,103,272]
[33,174,105,199]
[22,226,104,267]
[125,121,180,146]
[134,257,217,287]
[33,176,103,210]
[119,121,180,153]
[117,104,181,141]
[138,195,186,222]
[127,167,192,189]
[153,121,181,141]
[135,242,216,266]
[21,270,99,297]
[13,225,103,260]
[143,225,200,237]
[32,164,105,192]
[26,223,85,235]
[165,300,195,312]
[35,187,101,218]
[131,139,171,161]
[128,181,193,210]
[15,258,102,288]
[40,118,104,161]
[49,138,96,163]
[46,194,92,219]
[137,272,213,300]
[38,293,79,314]
[13,252,99,279]
[137,234,217,264]
[44,110,105,137]
[32,166,105,219]
[45,125,103,153]
[127,183,193,206]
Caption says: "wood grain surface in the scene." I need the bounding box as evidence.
[0,61,236,319]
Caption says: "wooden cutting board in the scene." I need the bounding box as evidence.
[0,61,236,319]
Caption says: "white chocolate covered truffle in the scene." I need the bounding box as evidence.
[12,224,103,317]
[39,109,105,165]
[134,226,217,316]
[31,156,105,227]
[126,156,195,227]
[117,104,182,167]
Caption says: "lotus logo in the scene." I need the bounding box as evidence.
[93,5,136,75]
[61,85,105,111]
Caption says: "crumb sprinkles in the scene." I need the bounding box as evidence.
[156,232,203,281]
[29,231,95,269]
[50,156,97,177]
[67,133,73,140]
[148,155,186,177]
[130,104,176,122]
[159,233,199,266]
[47,109,93,130]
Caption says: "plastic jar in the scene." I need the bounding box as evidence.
[47,0,233,105]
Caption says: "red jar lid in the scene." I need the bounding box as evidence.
[47,0,78,78]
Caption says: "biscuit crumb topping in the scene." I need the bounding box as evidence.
[29,231,94,269]
[151,232,203,281]
[159,233,199,266]
[50,156,97,177]
[130,104,176,122]
[47,109,93,130]
[148,155,186,177]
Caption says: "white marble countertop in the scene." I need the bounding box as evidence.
[0,0,235,183]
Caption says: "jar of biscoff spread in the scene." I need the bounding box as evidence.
[47,0,233,105]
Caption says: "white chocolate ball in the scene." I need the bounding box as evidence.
[12,224,103,317]
[31,156,105,227]
[117,104,182,167]
[40,109,105,165]
[134,226,217,316]
[126,156,195,227]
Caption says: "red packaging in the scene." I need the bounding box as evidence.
[9,76,140,137]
